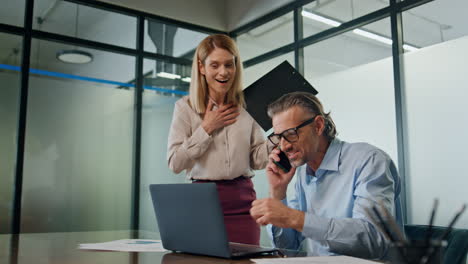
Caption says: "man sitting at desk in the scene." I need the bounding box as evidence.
[250,92,403,259]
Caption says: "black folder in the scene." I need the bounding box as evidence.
[243,61,318,131]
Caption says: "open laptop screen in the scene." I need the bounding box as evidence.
[149,183,278,258]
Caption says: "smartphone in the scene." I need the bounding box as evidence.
[273,150,292,173]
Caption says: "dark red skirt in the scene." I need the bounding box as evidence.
[193,176,260,245]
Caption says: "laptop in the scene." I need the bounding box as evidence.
[149,183,279,258]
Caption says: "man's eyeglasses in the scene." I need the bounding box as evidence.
[268,116,317,145]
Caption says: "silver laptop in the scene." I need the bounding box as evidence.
[149,183,279,258]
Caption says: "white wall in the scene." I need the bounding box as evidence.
[99,0,227,31]
[99,0,296,31]
[311,57,398,164]
[403,36,468,228]
[225,0,295,31]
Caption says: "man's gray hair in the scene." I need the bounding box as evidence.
[267,92,337,141]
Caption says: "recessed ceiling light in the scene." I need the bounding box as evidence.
[56,50,93,64]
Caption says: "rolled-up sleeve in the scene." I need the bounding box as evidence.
[167,101,213,174]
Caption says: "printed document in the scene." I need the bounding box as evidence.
[79,239,167,252]
[252,255,381,264]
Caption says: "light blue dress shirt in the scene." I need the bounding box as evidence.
[268,138,403,259]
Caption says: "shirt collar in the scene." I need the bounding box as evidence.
[316,138,342,173]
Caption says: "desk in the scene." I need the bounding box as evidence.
[1,230,299,264]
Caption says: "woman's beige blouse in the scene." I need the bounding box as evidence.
[167,96,269,180]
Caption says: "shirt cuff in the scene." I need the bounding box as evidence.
[302,212,331,241]
[268,224,283,238]
[191,125,212,146]
[194,124,211,140]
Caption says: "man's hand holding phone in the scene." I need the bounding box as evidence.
[267,148,296,200]
[272,149,292,173]
[251,148,303,231]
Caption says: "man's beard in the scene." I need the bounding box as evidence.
[290,156,306,168]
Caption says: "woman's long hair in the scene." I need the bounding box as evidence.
[189,34,245,113]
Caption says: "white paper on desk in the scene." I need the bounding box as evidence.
[78,239,168,252]
[252,255,381,264]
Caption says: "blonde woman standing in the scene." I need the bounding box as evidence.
[167,34,269,245]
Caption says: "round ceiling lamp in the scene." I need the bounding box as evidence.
[56,50,93,64]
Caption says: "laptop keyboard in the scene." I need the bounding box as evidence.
[229,242,276,256]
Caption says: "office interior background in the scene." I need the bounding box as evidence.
[1,0,467,251]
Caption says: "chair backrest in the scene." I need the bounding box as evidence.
[404,224,468,264]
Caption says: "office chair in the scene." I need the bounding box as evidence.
[404,224,468,264]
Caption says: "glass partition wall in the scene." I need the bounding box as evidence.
[2,0,467,247]
[21,39,136,232]
[0,0,222,235]
[231,0,468,246]
[0,32,22,234]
